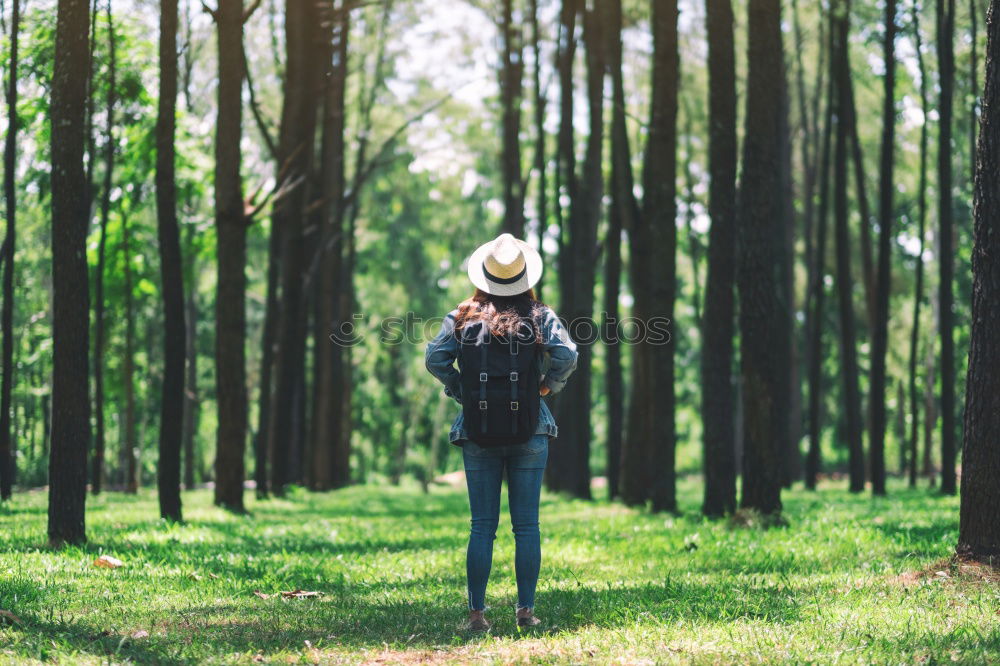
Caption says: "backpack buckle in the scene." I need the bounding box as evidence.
[509,371,519,382]
[479,372,488,382]
[479,400,488,410]
[510,401,519,411]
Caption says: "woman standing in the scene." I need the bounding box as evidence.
[425,233,578,632]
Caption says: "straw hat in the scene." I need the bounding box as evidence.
[466,233,543,297]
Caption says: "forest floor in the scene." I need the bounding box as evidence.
[1,478,998,664]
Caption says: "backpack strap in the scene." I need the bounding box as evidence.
[509,334,520,435]
[478,333,488,435]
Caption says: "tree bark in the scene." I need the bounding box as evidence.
[122,212,138,494]
[924,309,937,484]
[311,0,350,491]
[833,0,866,493]
[49,0,91,546]
[0,0,20,500]
[868,0,897,497]
[548,0,580,497]
[937,0,958,496]
[612,0,648,506]
[553,0,577,301]
[896,380,907,473]
[737,0,790,516]
[957,0,1000,560]
[89,0,116,497]
[604,0,629,502]
[806,7,836,491]
[255,209,278,497]
[213,0,248,513]
[622,0,680,511]
[530,0,546,301]
[500,0,525,236]
[156,0,184,521]
[701,0,737,515]
[548,0,604,501]
[641,0,679,512]
[681,112,703,326]
[182,225,198,489]
[909,0,929,489]
[270,0,322,494]
[970,0,979,187]
[551,0,576,315]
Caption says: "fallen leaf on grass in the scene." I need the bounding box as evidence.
[93,555,124,569]
[188,572,203,581]
[935,571,950,578]
[0,609,23,625]
[253,590,273,599]
[281,590,323,599]
[131,630,149,639]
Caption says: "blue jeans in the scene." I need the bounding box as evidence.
[462,434,549,611]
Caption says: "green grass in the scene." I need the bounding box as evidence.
[1,478,997,664]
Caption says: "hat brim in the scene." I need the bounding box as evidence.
[466,237,543,296]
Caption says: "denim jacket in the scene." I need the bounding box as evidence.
[424,305,578,444]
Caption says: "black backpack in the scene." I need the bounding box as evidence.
[456,317,542,447]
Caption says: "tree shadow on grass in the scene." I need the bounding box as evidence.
[4,576,812,663]
[872,521,958,559]
[255,490,474,520]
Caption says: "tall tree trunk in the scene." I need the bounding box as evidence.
[270,0,322,495]
[311,0,350,491]
[553,0,577,313]
[123,213,138,494]
[548,0,579,495]
[779,50,801,489]
[548,0,604,501]
[156,0,184,521]
[738,0,791,516]
[701,0,737,515]
[896,380,907,473]
[806,8,836,491]
[643,0,679,512]
[937,0,958,496]
[970,0,979,185]
[792,0,819,287]
[0,0,20,500]
[682,113,703,326]
[924,306,937,484]
[869,0,897,496]
[833,0,866,493]
[957,0,1000,559]
[90,0,116,497]
[909,0,929,489]
[619,0,678,509]
[500,0,525,236]
[604,0,629,502]
[212,0,248,512]
[330,0,393,490]
[255,211,278,497]
[49,0,91,546]
[530,0,546,301]
[847,91,876,328]
[182,225,198,489]
[83,0,98,220]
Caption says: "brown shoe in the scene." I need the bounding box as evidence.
[464,610,490,632]
[516,608,541,627]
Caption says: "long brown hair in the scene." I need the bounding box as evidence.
[454,288,546,343]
